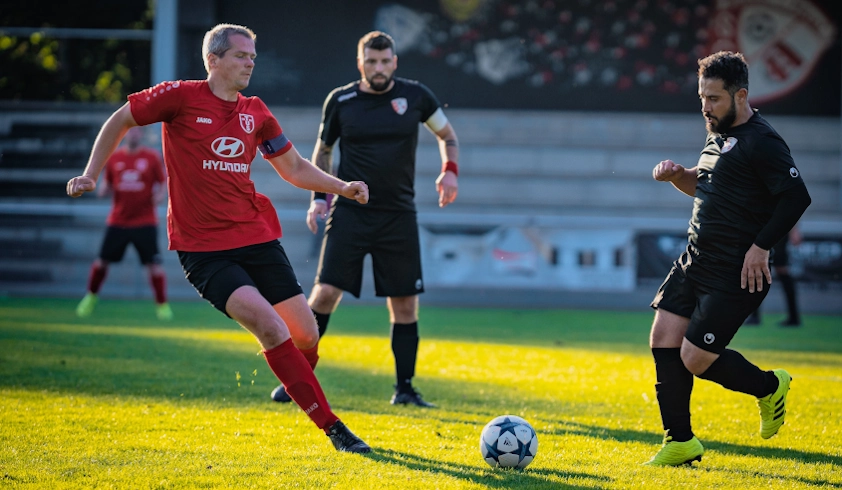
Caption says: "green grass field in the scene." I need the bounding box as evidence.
[1,297,840,489]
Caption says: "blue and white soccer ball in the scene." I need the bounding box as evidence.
[479,415,538,468]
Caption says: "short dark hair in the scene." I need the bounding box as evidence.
[357,31,395,58]
[697,51,749,95]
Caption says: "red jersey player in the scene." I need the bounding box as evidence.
[76,127,172,320]
[67,24,371,453]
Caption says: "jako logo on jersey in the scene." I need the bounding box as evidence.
[391,97,408,115]
[721,137,738,153]
[212,137,245,158]
[704,333,715,344]
[790,167,799,178]
[239,113,255,134]
[415,278,423,290]
[196,117,212,124]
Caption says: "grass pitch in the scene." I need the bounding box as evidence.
[0,297,840,489]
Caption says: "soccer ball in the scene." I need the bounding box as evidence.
[479,415,538,469]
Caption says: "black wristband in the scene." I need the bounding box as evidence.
[313,192,327,201]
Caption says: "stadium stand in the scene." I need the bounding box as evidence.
[0,103,839,311]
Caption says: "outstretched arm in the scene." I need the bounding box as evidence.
[268,146,367,206]
[432,122,459,207]
[67,103,138,197]
[652,159,697,197]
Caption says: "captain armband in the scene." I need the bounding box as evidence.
[423,108,448,133]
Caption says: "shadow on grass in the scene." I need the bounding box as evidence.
[5,297,842,355]
[0,312,603,419]
[2,298,841,482]
[363,447,610,490]
[530,420,842,474]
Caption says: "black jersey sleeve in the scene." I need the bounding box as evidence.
[416,82,442,123]
[749,133,804,195]
[754,183,811,250]
[318,89,342,146]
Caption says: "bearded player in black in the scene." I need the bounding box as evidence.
[644,51,811,466]
[271,31,459,407]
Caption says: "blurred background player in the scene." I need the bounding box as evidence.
[67,23,372,453]
[270,31,459,407]
[76,126,171,320]
[744,225,803,327]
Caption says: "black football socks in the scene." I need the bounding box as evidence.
[698,349,778,398]
[392,322,419,393]
[652,348,694,442]
[313,310,331,338]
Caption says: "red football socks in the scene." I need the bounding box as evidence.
[150,272,167,304]
[263,339,338,431]
[299,344,320,370]
[87,264,108,294]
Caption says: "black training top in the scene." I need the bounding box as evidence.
[690,110,805,264]
[318,77,441,212]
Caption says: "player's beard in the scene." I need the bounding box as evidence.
[366,73,393,92]
[706,95,737,134]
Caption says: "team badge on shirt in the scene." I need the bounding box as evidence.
[721,137,738,153]
[239,113,255,134]
[391,97,408,115]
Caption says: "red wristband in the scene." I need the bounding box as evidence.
[442,160,459,176]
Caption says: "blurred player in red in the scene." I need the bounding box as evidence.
[76,126,172,320]
[67,23,372,453]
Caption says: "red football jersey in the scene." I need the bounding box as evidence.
[128,81,293,252]
[104,146,165,227]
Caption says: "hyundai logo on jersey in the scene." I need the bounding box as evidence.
[211,137,245,158]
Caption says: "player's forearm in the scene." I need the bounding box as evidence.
[754,183,811,250]
[83,105,135,180]
[671,167,698,197]
[273,152,346,195]
[311,141,334,174]
[309,141,335,200]
[436,124,459,165]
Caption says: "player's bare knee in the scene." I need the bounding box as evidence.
[649,323,683,349]
[680,343,716,376]
[255,322,291,350]
[293,328,319,349]
[387,296,418,323]
[309,284,342,312]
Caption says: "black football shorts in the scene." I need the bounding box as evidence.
[316,205,424,298]
[178,240,303,316]
[99,225,161,265]
[651,247,769,354]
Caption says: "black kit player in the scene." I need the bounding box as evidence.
[270,31,459,407]
[645,51,811,466]
[68,23,372,453]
